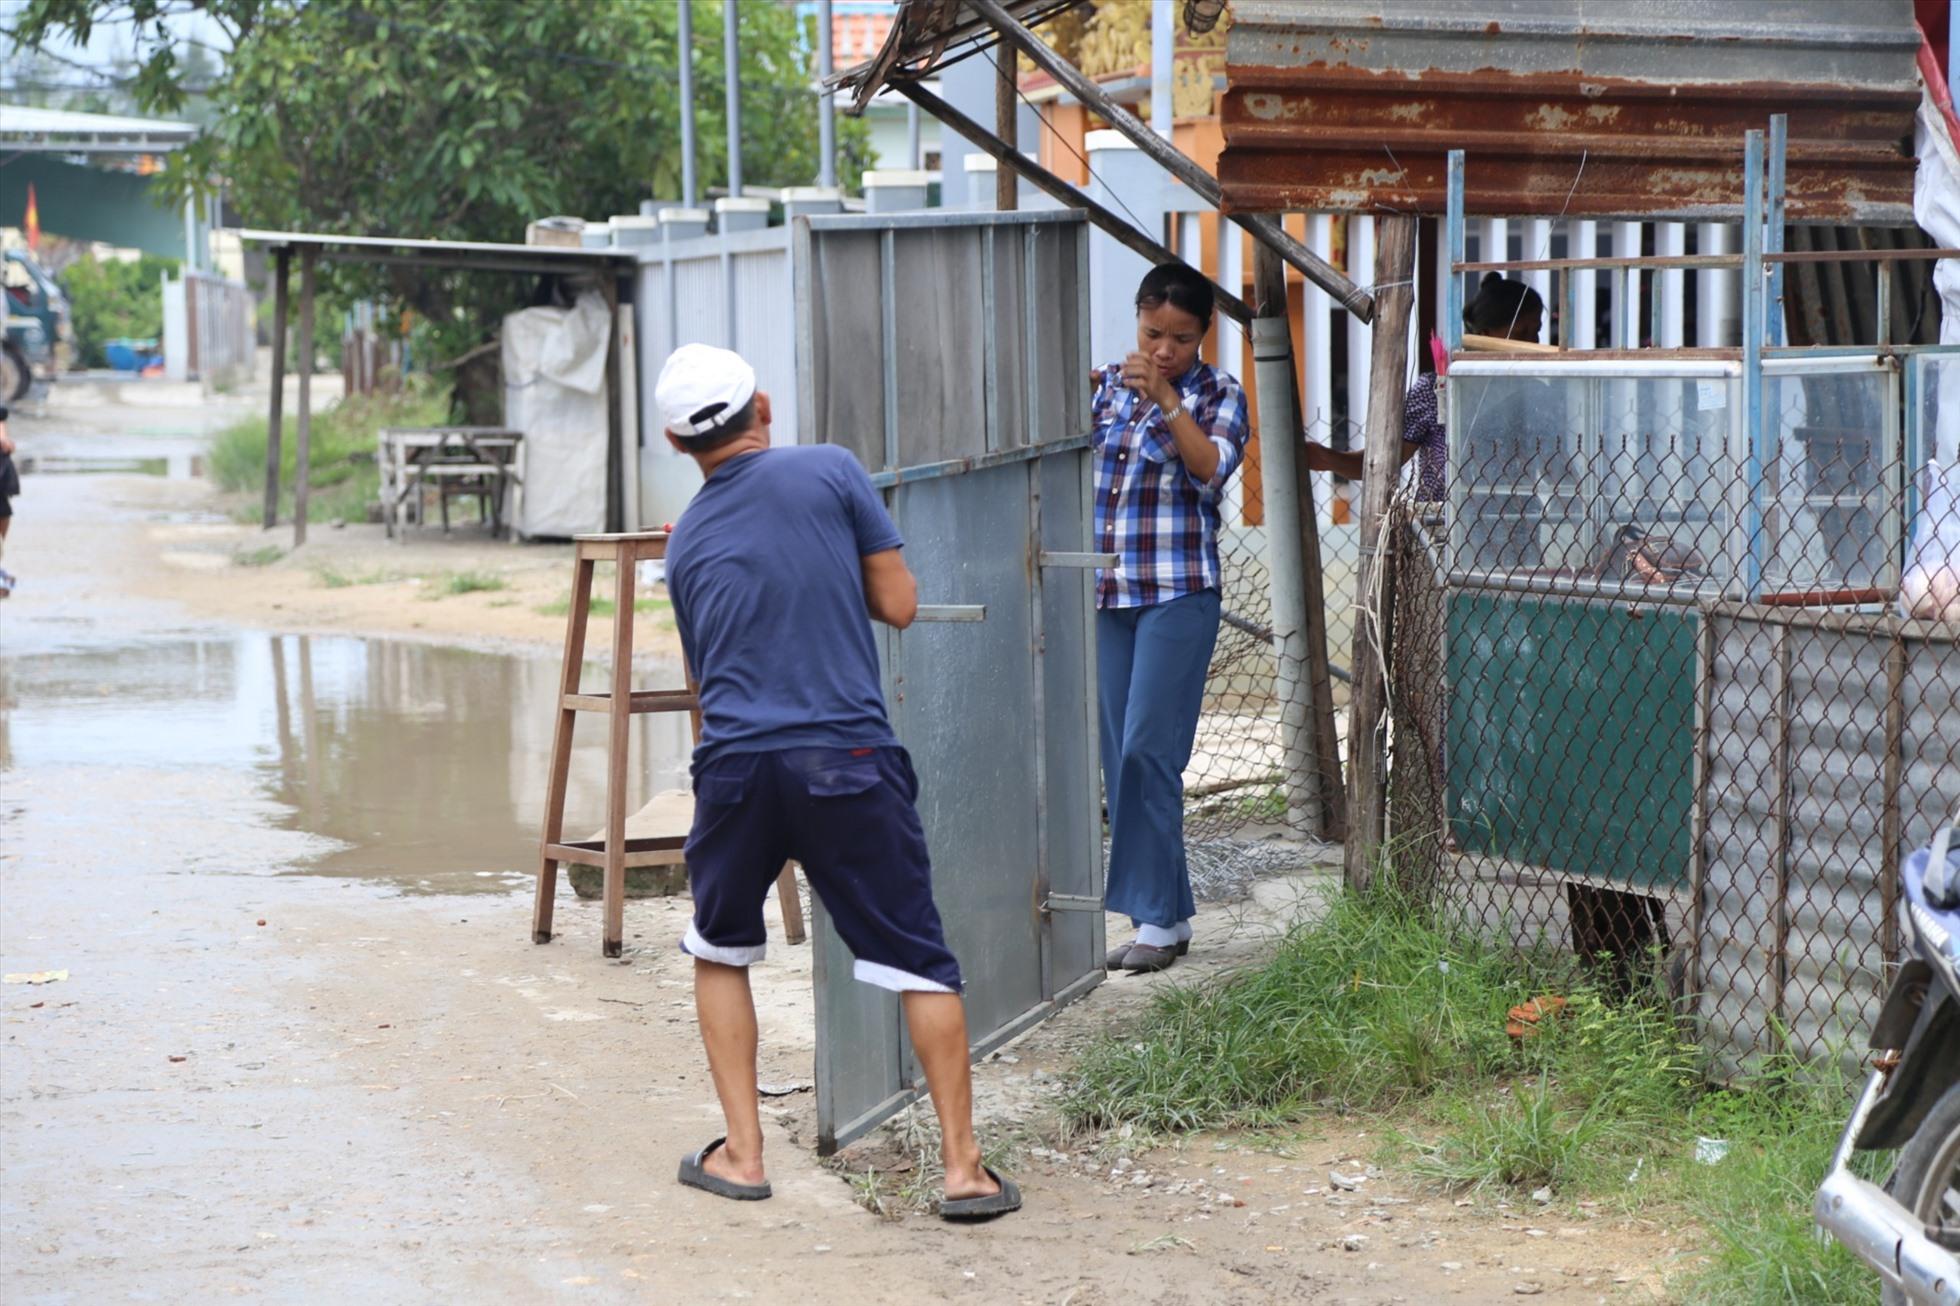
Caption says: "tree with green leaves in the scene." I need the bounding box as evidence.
[10,0,871,416]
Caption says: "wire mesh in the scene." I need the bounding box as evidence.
[1183,415,1356,846]
[1377,355,1960,1072]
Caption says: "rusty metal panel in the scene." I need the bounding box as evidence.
[1219,0,1924,221]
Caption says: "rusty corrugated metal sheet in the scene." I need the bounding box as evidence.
[1218,0,1926,221]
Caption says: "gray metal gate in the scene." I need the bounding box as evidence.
[793,209,1106,1153]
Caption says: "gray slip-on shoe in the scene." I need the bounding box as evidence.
[677,1137,773,1201]
[1121,943,1180,973]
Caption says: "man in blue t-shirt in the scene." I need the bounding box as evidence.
[655,343,1018,1220]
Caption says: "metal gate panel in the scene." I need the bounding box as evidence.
[795,210,1103,1154]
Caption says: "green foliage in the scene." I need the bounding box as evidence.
[233,544,284,567]
[208,384,448,524]
[57,254,178,367]
[13,0,873,414]
[440,570,505,596]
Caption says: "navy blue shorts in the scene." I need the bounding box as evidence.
[681,745,963,993]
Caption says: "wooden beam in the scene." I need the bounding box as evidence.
[292,250,317,548]
[896,83,1251,324]
[1342,215,1418,891]
[262,248,290,529]
[995,41,1017,212]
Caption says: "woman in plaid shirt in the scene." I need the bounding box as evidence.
[1094,264,1250,974]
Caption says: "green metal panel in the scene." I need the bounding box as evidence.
[1445,593,1697,891]
[0,156,187,259]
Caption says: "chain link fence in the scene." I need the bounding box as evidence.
[1377,356,1960,1072]
[1184,416,1356,850]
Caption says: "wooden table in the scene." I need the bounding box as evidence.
[379,427,524,541]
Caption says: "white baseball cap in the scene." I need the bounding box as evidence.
[655,343,758,438]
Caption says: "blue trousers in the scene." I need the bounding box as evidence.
[1097,589,1221,929]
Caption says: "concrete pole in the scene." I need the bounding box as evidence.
[1151,0,1174,142]
[817,0,836,189]
[1251,244,1329,838]
[723,0,742,199]
[1345,216,1375,447]
[183,193,198,272]
[1343,215,1418,890]
[907,99,922,170]
[678,0,698,209]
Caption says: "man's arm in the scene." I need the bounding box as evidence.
[1303,440,1419,480]
[862,548,918,630]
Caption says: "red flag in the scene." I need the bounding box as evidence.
[24,182,40,251]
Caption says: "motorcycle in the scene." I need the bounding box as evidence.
[1815,811,1960,1306]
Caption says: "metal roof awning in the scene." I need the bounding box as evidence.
[234,228,637,276]
[830,0,1085,112]
[1217,0,1928,221]
[0,103,199,154]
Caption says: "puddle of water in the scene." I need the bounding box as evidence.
[0,634,694,893]
[18,452,204,480]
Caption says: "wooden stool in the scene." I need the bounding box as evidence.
[531,531,805,957]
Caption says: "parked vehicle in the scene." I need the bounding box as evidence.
[3,249,72,398]
[1816,811,1960,1305]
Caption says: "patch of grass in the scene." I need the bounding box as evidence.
[1064,878,1878,1305]
[313,565,400,589]
[536,595,614,619]
[207,384,448,523]
[824,1106,1023,1221]
[1065,883,1537,1132]
[441,570,506,596]
[233,545,285,568]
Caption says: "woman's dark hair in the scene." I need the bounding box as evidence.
[1135,262,1215,331]
[1464,272,1544,336]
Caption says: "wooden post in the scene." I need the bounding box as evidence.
[262,249,290,529]
[1249,242,1346,841]
[995,42,1017,212]
[292,250,317,548]
[1342,215,1418,891]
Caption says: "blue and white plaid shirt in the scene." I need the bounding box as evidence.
[1091,358,1250,610]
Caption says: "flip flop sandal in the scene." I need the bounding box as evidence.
[939,1166,1022,1221]
[1105,937,1191,964]
[677,1137,772,1201]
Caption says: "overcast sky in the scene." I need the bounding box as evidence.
[1,0,232,87]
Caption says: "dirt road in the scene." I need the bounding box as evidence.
[0,394,1672,1304]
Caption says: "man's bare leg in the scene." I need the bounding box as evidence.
[693,957,767,1186]
[901,991,1001,1201]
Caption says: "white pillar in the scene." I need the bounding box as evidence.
[1696,223,1738,347]
[1657,222,1687,349]
[1571,220,1598,349]
[1345,215,1376,448]
[1086,130,1159,368]
[816,0,835,189]
[1305,215,1336,521]
[1523,218,1554,329]
[1215,220,1245,523]
[1478,218,1509,272]
[1611,221,1644,347]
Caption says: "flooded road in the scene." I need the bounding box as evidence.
[3,632,692,894]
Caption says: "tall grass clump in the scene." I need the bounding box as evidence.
[1066,884,1542,1131]
[208,386,449,524]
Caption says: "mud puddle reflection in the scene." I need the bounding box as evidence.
[0,634,692,893]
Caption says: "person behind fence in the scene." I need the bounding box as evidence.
[1093,263,1250,975]
[1301,273,1545,501]
[656,342,1019,1220]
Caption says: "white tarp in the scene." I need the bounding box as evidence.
[504,291,611,538]
[1915,80,1960,464]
